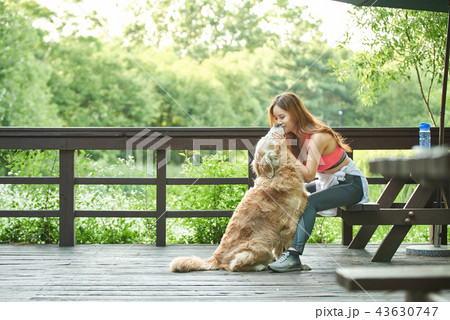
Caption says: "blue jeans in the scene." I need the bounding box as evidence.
[290,174,364,253]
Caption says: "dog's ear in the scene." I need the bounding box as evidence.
[252,152,263,177]
[253,150,276,179]
[252,157,259,176]
[252,139,264,177]
[252,137,280,179]
[263,153,275,178]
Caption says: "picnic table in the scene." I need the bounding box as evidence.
[341,148,449,262]
[336,148,450,301]
[367,147,450,262]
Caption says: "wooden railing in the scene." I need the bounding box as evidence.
[0,127,448,246]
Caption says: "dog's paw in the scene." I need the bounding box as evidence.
[300,264,312,271]
[254,264,267,272]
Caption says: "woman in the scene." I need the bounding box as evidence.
[266,92,369,273]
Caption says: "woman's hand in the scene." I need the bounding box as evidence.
[272,131,289,156]
[271,131,286,146]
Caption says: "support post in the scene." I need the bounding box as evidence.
[59,150,75,246]
[433,3,450,246]
[439,1,450,146]
[156,149,167,247]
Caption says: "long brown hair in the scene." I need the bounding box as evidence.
[268,92,351,154]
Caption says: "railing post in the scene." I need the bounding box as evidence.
[156,149,167,246]
[59,150,75,246]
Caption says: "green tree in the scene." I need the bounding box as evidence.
[0,0,63,126]
[334,7,448,126]
[131,46,276,127]
[199,49,273,126]
[124,0,276,61]
[1,0,370,129]
[346,74,437,127]
[47,36,160,127]
[269,16,358,127]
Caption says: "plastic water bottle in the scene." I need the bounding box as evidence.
[419,122,431,148]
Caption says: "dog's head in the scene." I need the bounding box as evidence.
[253,125,289,179]
[253,137,280,179]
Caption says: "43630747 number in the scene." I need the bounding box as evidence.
[375,307,438,317]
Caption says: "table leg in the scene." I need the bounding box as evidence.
[348,177,406,249]
[342,221,353,246]
[405,291,433,302]
[372,225,411,262]
[432,185,449,246]
[406,182,436,208]
[348,225,378,249]
[371,183,436,262]
[378,177,407,207]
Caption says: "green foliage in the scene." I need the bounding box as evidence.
[0,150,60,243]
[340,77,441,127]
[0,217,59,244]
[129,0,311,61]
[0,149,431,245]
[334,7,448,126]
[275,38,358,126]
[4,0,443,128]
[0,1,443,244]
[2,0,368,128]
[76,218,155,244]
[0,1,63,126]
[74,152,157,244]
[167,151,247,244]
[47,37,160,127]
[2,150,59,177]
[0,150,157,244]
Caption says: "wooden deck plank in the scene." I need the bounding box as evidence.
[0,243,449,302]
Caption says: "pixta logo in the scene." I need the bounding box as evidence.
[126,128,172,173]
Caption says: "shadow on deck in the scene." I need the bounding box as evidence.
[0,243,449,302]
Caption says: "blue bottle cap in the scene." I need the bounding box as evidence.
[419,122,431,130]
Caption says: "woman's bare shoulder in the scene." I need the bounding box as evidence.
[310,132,333,144]
[309,132,336,153]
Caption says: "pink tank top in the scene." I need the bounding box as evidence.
[303,134,345,171]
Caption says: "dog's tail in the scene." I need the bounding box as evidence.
[170,256,216,272]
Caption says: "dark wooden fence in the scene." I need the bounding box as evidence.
[0,127,448,246]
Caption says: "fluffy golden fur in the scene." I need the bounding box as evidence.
[170,135,308,272]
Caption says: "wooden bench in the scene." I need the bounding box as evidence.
[337,201,422,250]
[336,265,450,301]
[337,202,381,246]
[336,175,415,249]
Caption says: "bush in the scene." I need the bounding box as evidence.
[167,151,247,244]
[0,149,430,244]
[0,150,157,244]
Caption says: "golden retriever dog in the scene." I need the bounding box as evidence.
[170,129,308,272]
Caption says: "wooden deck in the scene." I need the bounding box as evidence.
[0,243,449,302]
